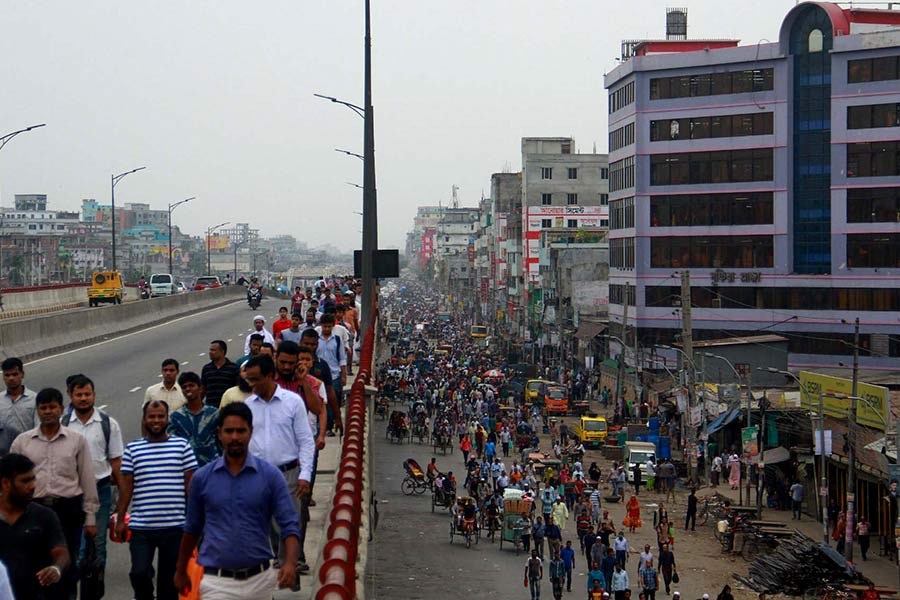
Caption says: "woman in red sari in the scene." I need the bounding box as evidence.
[623,495,642,532]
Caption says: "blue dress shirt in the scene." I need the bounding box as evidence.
[184,453,300,569]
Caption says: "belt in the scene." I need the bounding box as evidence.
[278,459,299,473]
[34,495,82,507]
[205,561,270,580]
[96,476,111,487]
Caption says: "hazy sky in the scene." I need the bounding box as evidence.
[0,0,796,251]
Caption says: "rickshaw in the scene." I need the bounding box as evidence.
[411,403,429,444]
[432,422,453,455]
[432,481,455,512]
[532,458,563,483]
[401,458,430,495]
[499,513,525,554]
[387,411,409,444]
[450,496,480,548]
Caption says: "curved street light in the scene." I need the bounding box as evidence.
[168,197,194,276]
[206,221,229,275]
[111,166,147,271]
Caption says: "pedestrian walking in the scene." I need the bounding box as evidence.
[716,584,734,600]
[144,359,184,411]
[789,481,804,520]
[61,374,125,587]
[116,400,198,600]
[243,355,316,571]
[10,387,99,599]
[533,515,547,559]
[201,340,240,409]
[0,453,70,600]
[601,548,617,592]
[588,560,607,599]
[711,455,722,487]
[640,558,659,600]
[614,531,629,567]
[0,357,37,433]
[168,372,220,467]
[856,516,871,560]
[632,463,642,495]
[685,488,697,531]
[174,402,302,599]
[549,554,565,600]
[460,433,472,463]
[560,539,576,592]
[519,512,533,552]
[545,516,563,559]
[658,543,676,594]
[611,562,630,600]
[525,549,543,600]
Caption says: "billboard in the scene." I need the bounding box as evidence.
[799,371,889,431]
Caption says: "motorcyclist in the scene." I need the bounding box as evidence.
[246,276,263,306]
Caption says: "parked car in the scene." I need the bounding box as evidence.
[175,281,187,293]
[149,273,176,297]
[194,276,222,291]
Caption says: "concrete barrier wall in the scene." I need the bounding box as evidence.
[0,286,245,361]
[2,283,90,311]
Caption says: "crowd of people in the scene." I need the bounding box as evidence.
[0,276,362,600]
[376,283,738,600]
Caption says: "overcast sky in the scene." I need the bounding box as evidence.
[0,0,795,251]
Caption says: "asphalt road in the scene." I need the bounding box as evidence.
[367,408,533,600]
[21,299,282,599]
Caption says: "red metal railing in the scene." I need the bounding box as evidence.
[315,308,376,600]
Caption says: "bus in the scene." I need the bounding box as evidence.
[470,325,488,338]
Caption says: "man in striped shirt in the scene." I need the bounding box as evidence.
[116,400,198,600]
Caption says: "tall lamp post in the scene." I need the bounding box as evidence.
[206,222,229,275]
[111,166,146,272]
[167,197,194,276]
[0,123,46,284]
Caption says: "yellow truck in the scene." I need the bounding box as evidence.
[87,271,124,307]
[572,414,608,448]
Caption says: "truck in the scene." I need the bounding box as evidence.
[543,385,569,416]
[87,271,124,306]
[571,414,608,448]
[623,441,657,484]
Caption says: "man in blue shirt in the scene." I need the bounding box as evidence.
[560,539,576,592]
[175,402,300,599]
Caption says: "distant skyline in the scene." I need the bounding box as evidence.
[0,0,801,251]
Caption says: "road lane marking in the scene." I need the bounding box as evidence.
[227,338,233,343]
[181,361,189,365]
[24,301,243,366]
[129,386,142,393]
[198,353,206,357]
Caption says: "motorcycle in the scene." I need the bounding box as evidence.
[247,287,262,309]
[139,284,151,300]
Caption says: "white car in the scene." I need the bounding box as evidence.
[149,273,176,297]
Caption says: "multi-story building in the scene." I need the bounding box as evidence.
[1,195,80,236]
[490,172,522,331]
[433,206,481,293]
[605,2,900,372]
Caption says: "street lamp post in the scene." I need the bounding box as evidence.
[111,166,147,272]
[0,124,46,285]
[206,222,229,275]
[167,197,194,276]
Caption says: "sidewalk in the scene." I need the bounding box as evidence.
[710,483,900,590]
[274,435,342,599]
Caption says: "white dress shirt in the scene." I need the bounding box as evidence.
[246,385,316,481]
[64,409,125,481]
[143,382,185,411]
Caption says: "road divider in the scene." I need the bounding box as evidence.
[0,286,246,361]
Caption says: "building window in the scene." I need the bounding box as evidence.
[848,55,900,83]
[600,167,609,179]
[610,284,635,306]
[610,238,635,269]
[650,148,774,185]
[541,167,553,180]
[609,156,635,192]
[608,81,635,114]
[567,219,578,228]
[847,103,900,129]
[541,219,552,228]
[568,168,578,179]
[609,123,635,151]
[611,197,636,230]
[650,112,773,141]
[650,192,774,226]
[541,193,553,206]
[650,235,774,268]
[847,141,900,178]
[848,233,900,267]
[567,193,578,205]
[600,219,609,228]
[847,187,900,222]
[599,193,609,206]
[649,68,773,100]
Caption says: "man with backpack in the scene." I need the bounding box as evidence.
[63,374,125,587]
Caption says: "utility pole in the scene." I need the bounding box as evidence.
[556,254,564,367]
[360,0,379,338]
[819,391,829,544]
[680,270,695,482]
[616,297,629,425]
[845,317,860,561]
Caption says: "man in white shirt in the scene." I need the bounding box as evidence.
[62,374,124,575]
[244,315,275,355]
[242,355,316,563]
[143,358,184,411]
